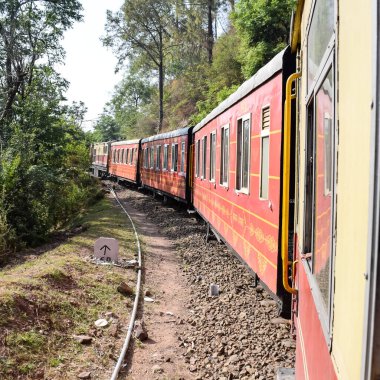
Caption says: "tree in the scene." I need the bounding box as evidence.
[232,0,295,77]
[104,0,177,132]
[0,0,82,139]
[111,75,153,138]
[93,114,121,142]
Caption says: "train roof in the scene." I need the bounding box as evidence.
[141,126,191,143]
[111,139,140,146]
[193,47,287,133]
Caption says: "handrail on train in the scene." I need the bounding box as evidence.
[281,72,301,295]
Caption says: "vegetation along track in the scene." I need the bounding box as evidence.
[113,184,296,380]
[0,196,139,380]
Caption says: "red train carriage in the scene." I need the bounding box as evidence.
[109,140,140,184]
[90,142,110,178]
[140,127,192,203]
[192,48,295,312]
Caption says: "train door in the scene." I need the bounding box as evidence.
[294,0,337,378]
[362,2,380,377]
[303,60,336,338]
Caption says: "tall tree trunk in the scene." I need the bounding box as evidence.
[158,27,164,132]
[207,0,213,64]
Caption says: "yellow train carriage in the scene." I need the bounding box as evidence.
[286,0,380,379]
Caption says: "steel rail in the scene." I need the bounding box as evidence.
[109,187,142,380]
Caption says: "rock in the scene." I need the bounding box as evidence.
[105,312,118,319]
[228,354,239,364]
[134,320,148,341]
[271,318,291,326]
[94,319,108,328]
[209,284,220,297]
[260,300,277,307]
[73,335,92,344]
[144,289,152,297]
[282,339,296,348]
[152,365,163,374]
[77,372,91,379]
[117,282,134,296]
[144,296,155,302]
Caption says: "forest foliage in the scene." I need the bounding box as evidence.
[0,0,295,258]
[94,0,295,141]
[0,0,99,260]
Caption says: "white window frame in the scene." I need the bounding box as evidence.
[156,145,161,170]
[180,141,185,174]
[201,136,207,180]
[209,131,216,182]
[171,143,178,172]
[144,148,148,169]
[163,144,169,171]
[220,124,230,187]
[196,139,201,178]
[150,146,154,169]
[236,114,251,194]
[259,106,270,200]
[124,148,130,165]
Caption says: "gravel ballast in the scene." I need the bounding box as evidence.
[114,185,295,380]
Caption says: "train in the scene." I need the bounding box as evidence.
[90,1,380,379]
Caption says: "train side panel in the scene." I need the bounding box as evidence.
[140,128,191,202]
[109,140,140,183]
[291,0,374,378]
[90,142,109,177]
[193,73,283,295]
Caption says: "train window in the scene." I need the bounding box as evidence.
[236,115,251,193]
[121,149,125,164]
[112,149,116,163]
[220,125,229,186]
[117,149,120,163]
[171,144,178,172]
[130,148,134,165]
[125,149,128,164]
[144,148,148,168]
[307,0,334,90]
[150,147,154,169]
[323,114,333,195]
[156,146,161,170]
[163,145,169,170]
[196,140,200,177]
[260,107,270,199]
[180,142,185,173]
[202,136,207,179]
[313,68,334,315]
[210,132,216,182]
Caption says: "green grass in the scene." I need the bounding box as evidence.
[0,195,139,379]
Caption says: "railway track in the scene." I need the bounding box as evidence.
[112,184,295,379]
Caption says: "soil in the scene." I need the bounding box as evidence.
[114,185,295,380]
[118,196,193,380]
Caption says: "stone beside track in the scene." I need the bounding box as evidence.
[114,185,295,380]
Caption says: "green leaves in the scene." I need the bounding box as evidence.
[232,0,295,77]
[0,1,98,258]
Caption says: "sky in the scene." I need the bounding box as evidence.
[57,0,124,131]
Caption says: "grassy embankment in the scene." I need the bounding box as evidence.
[0,195,139,379]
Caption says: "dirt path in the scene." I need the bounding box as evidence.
[120,197,194,380]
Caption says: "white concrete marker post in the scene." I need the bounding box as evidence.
[94,237,119,263]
